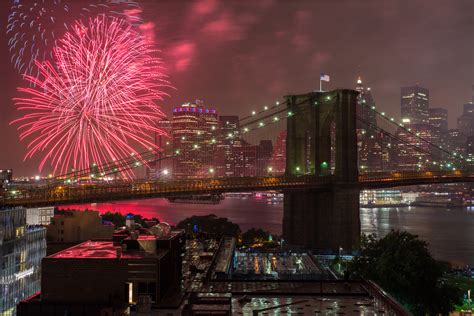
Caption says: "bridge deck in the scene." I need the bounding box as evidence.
[2,171,473,208]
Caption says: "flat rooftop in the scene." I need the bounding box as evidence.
[48,241,167,259]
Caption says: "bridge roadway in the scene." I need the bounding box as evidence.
[2,171,473,208]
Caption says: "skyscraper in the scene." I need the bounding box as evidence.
[172,101,218,179]
[428,108,448,134]
[269,130,286,175]
[215,116,242,177]
[355,77,383,172]
[355,77,377,128]
[457,102,474,137]
[400,85,429,125]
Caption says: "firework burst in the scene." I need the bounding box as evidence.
[12,15,171,178]
[7,0,142,79]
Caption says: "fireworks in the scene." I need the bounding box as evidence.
[7,0,142,78]
[7,0,70,77]
[12,15,171,177]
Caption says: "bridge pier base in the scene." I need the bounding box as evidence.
[283,187,360,252]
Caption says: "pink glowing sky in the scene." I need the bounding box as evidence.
[0,0,473,176]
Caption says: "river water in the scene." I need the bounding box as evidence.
[61,195,474,266]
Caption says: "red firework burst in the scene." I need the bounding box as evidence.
[12,15,171,178]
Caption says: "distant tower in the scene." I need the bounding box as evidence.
[400,85,429,125]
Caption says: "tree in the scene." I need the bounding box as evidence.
[348,231,461,315]
[176,214,240,237]
[241,228,269,247]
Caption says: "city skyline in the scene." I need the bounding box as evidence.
[0,0,472,176]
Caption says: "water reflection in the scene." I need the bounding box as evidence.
[61,197,474,266]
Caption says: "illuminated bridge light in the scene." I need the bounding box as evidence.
[371,106,376,110]
[209,168,215,173]
[252,111,256,115]
[264,106,268,110]
[326,96,331,101]
[181,136,186,140]
[211,126,216,131]
[287,111,293,117]
[381,112,385,116]
[163,169,169,175]
[390,117,394,121]
[276,101,280,106]
[295,166,300,172]
[166,141,170,145]
[227,133,233,138]
[259,122,265,127]
[211,138,216,143]
[193,144,199,149]
[175,150,180,154]
[273,116,279,122]
[243,127,249,133]
[314,101,318,105]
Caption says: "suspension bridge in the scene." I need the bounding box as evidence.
[2,89,473,251]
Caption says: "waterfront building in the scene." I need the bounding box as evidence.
[400,85,429,125]
[171,100,218,179]
[17,228,185,316]
[0,208,46,316]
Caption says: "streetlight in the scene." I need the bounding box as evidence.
[163,169,169,176]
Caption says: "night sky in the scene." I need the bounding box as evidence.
[0,0,472,176]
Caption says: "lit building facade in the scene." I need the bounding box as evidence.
[269,130,286,175]
[26,207,55,226]
[400,85,429,125]
[172,101,218,179]
[355,77,383,172]
[215,116,242,177]
[0,208,46,316]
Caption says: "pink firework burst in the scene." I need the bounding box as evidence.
[12,15,171,178]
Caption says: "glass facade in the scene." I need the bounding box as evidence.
[0,208,46,316]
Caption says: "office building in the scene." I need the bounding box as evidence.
[269,130,286,175]
[17,227,185,316]
[457,102,474,136]
[400,85,429,125]
[172,101,218,179]
[428,108,448,134]
[0,208,46,316]
[355,77,377,128]
[215,116,243,177]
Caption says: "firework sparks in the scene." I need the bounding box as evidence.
[7,0,142,79]
[12,15,171,178]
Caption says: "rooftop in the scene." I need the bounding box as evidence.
[47,240,167,259]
